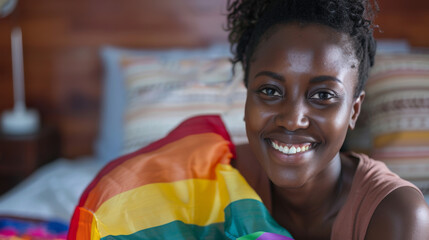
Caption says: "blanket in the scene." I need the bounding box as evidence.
[0,216,68,240]
[68,115,293,240]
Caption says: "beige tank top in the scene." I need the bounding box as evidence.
[331,153,422,240]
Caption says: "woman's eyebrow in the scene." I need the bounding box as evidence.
[310,75,343,84]
[254,71,285,82]
[255,72,343,85]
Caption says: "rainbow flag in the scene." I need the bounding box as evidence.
[68,115,293,240]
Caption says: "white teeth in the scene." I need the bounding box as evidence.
[270,141,311,155]
[284,146,289,153]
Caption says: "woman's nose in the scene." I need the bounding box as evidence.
[274,101,310,131]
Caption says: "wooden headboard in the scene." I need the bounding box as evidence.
[0,0,428,158]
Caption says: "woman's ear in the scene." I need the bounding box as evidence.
[349,91,365,130]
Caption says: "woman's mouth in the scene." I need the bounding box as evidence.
[270,139,313,155]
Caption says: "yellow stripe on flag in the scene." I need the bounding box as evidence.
[93,164,260,238]
[90,216,100,240]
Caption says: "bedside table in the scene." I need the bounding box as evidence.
[0,126,60,194]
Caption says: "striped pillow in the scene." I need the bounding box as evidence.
[365,54,429,181]
[120,53,247,155]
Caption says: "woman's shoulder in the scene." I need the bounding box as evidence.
[338,152,429,239]
[365,185,429,239]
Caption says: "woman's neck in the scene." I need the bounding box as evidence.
[271,153,345,237]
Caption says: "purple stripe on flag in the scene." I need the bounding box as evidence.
[256,232,294,240]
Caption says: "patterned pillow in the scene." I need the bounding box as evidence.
[365,54,429,181]
[120,52,247,155]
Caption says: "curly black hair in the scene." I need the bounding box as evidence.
[226,0,378,98]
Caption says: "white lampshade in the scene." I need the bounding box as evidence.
[0,0,18,18]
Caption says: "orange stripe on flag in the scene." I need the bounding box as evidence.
[74,208,97,240]
[83,133,232,211]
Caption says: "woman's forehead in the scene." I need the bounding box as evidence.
[251,23,358,70]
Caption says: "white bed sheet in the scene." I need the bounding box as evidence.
[0,156,104,223]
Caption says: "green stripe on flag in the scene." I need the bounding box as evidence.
[224,199,293,239]
[237,231,265,240]
[101,220,225,240]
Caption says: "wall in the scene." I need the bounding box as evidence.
[374,0,429,46]
[0,0,427,158]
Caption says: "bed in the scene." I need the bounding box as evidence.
[0,1,429,239]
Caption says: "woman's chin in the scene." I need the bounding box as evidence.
[267,170,309,190]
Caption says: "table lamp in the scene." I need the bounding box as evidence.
[0,0,40,134]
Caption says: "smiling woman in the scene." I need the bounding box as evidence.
[68,0,429,239]
[228,0,429,239]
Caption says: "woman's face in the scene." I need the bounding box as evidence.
[245,23,364,188]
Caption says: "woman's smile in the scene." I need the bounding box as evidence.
[265,131,319,159]
[270,139,312,155]
[267,138,316,166]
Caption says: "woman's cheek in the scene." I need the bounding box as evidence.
[325,103,351,132]
[246,103,275,138]
[244,103,258,134]
[334,104,352,128]
[245,99,264,135]
[311,103,350,141]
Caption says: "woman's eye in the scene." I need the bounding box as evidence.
[260,88,281,97]
[310,92,336,100]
